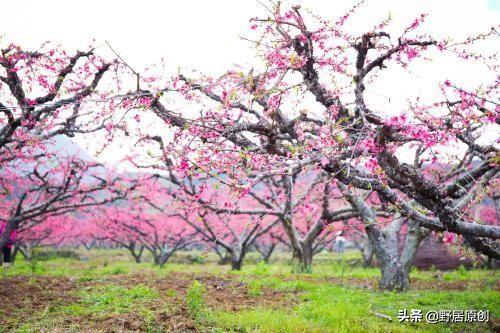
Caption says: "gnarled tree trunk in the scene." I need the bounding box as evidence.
[370,219,429,291]
[341,184,429,291]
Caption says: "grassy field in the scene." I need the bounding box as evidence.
[0,249,498,332]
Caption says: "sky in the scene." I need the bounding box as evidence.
[2,0,498,74]
[1,0,498,169]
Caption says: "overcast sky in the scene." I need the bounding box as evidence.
[1,0,498,169]
[2,0,498,74]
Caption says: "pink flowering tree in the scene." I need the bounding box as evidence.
[0,41,139,249]
[0,43,112,161]
[127,132,358,271]
[177,208,278,270]
[89,207,147,263]
[141,171,280,271]
[89,177,200,267]
[14,214,81,261]
[0,155,137,250]
[253,229,282,263]
[123,3,499,289]
[234,172,359,272]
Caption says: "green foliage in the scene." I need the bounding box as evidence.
[185,280,206,319]
[165,289,178,297]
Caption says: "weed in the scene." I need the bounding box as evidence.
[185,280,205,319]
[252,261,270,275]
[248,280,263,297]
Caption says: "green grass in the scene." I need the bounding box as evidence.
[2,248,498,332]
[14,283,160,332]
[6,248,497,284]
[70,284,158,315]
[211,283,497,332]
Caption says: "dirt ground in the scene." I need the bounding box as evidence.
[0,272,297,332]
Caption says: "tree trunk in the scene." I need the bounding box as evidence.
[82,242,93,251]
[379,259,410,291]
[485,257,498,269]
[261,243,276,263]
[361,241,375,267]
[159,253,171,268]
[152,252,160,265]
[131,249,143,263]
[159,246,178,268]
[231,257,243,270]
[372,220,429,291]
[19,245,33,262]
[128,244,144,263]
[341,186,429,291]
[217,250,231,265]
[230,251,245,270]
[11,244,19,264]
[291,242,313,273]
[0,220,17,250]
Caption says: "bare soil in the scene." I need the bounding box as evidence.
[0,272,297,332]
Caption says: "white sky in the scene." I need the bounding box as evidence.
[3,0,498,74]
[1,0,498,169]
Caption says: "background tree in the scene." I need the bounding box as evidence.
[0,42,138,248]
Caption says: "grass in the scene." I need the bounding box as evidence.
[14,283,159,332]
[68,284,158,315]
[212,283,497,332]
[217,285,498,332]
[1,248,498,332]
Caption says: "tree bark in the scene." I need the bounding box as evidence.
[355,238,375,267]
[362,242,375,267]
[159,252,172,268]
[129,245,144,263]
[216,248,231,265]
[19,244,33,262]
[231,256,243,270]
[0,220,17,250]
[379,257,410,291]
[151,252,160,265]
[230,250,246,270]
[291,241,313,273]
[374,220,429,291]
[11,244,19,264]
[261,243,276,263]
